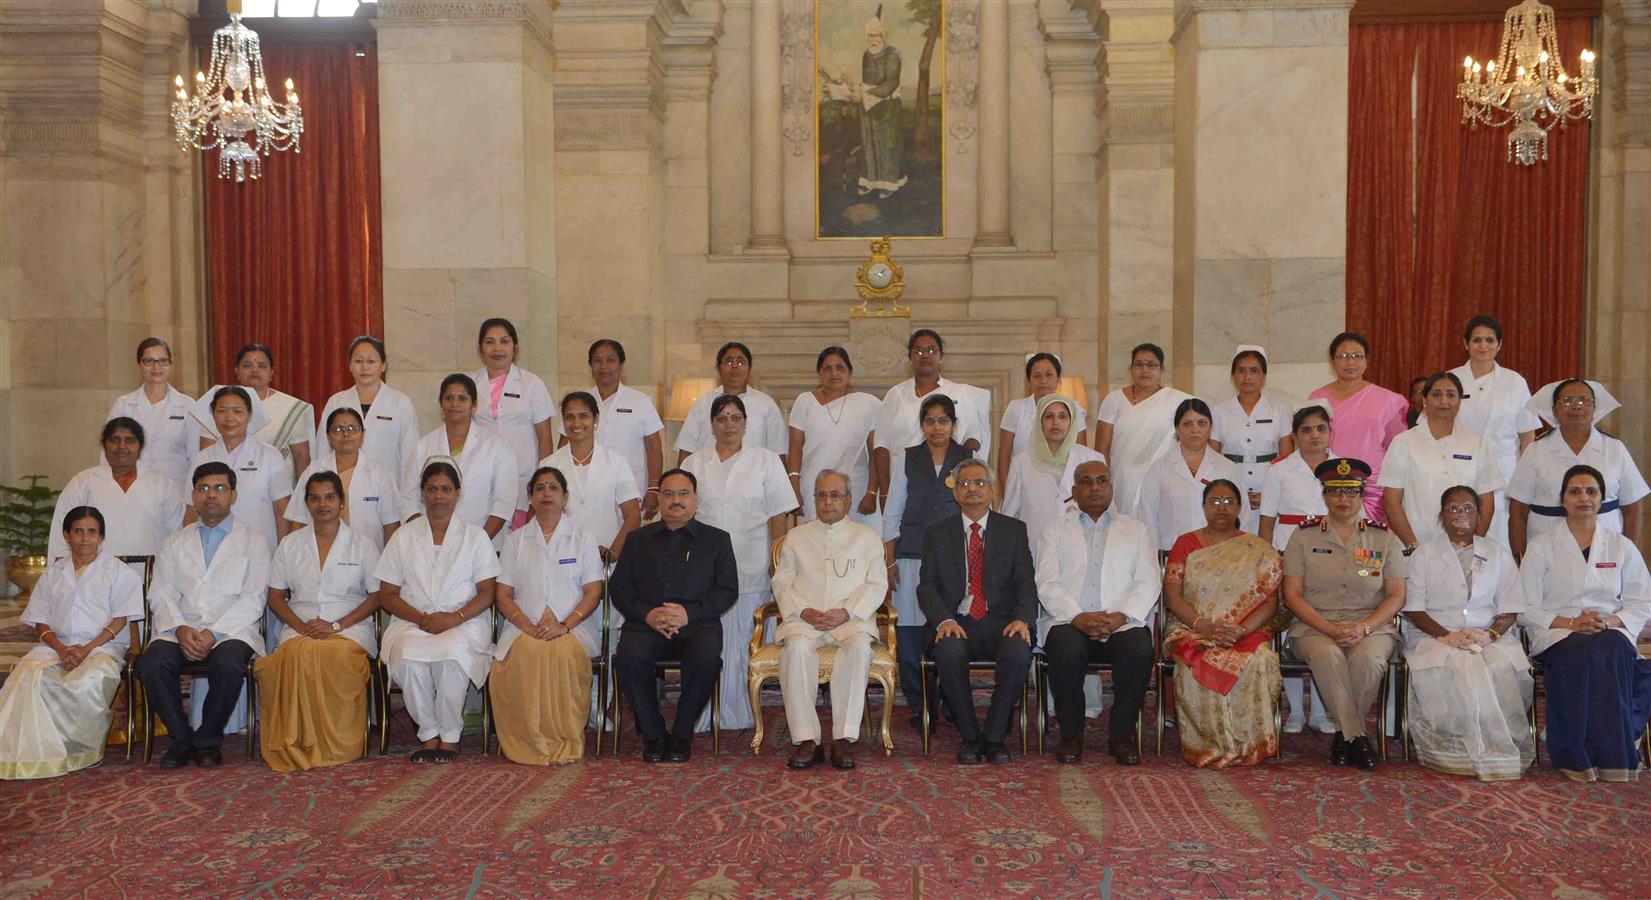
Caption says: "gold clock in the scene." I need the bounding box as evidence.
[852,237,909,318]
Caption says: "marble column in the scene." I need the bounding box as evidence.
[748,0,786,252]
[374,0,558,432]
[1171,0,1353,406]
[974,0,1012,247]
[1590,0,1651,540]
[0,1,199,489]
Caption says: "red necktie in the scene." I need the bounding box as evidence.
[967,522,987,620]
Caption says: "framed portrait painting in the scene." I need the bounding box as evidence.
[815,0,945,239]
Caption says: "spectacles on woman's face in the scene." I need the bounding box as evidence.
[910,346,941,357]
[1325,486,1362,497]
[921,416,952,427]
[140,357,172,368]
[720,357,749,369]
[330,424,364,435]
[1335,352,1366,362]
[1130,360,1161,370]
[1204,496,1238,508]
[1442,503,1478,515]
[1557,396,1595,408]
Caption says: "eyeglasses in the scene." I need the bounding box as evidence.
[720,358,749,369]
[911,346,941,357]
[1324,486,1363,497]
[1334,352,1367,362]
[956,478,989,489]
[660,488,694,500]
[140,357,172,367]
[1130,360,1162,370]
[329,424,364,435]
[814,491,851,502]
[1204,497,1238,507]
[193,483,232,494]
[1442,503,1478,515]
[921,416,953,427]
[1557,396,1595,408]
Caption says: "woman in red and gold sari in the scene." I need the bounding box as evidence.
[1162,479,1284,767]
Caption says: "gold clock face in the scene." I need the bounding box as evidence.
[866,262,895,290]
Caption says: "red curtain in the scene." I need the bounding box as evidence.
[1346,19,1591,393]
[204,40,382,409]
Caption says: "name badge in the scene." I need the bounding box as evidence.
[1199,478,1211,485]
[169,414,186,420]
[1256,418,1274,424]
[504,392,521,399]
[1452,454,1473,461]
[240,464,258,472]
[376,414,394,421]
[617,407,633,413]
[1471,554,1488,573]
[558,557,578,565]
[1311,547,1334,555]
[1596,562,1618,569]
[364,496,380,502]
[338,561,360,567]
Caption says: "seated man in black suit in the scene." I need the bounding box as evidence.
[611,468,739,763]
[918,458,1038,764]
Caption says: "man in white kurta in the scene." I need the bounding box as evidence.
[770,471,888,770]
[135,463,273,768]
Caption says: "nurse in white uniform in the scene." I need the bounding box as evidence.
[787,346,880,526]
[675,341,789,462]
[191,386,292,552]
[1379,372,1504,552]
[287,407,403,551]
[213,343,314,479]
[561,339,664,519]
[104,337,199,484]
[539,391,641,564]
[1448,315,1538,549]
[375,459,501,763]
[470,318,557,523]
[1137,398,1241,552]
[680,393,798,731]
[1257,403,1340,734]
[404,374,518,544]
[871,328,990,505]
[318,336,421,480]
[1210,346,1293,534]
[996,353,1088,490]
[1094,342,1193,522]
[48,418,188,562]
[1507,379,1648,558]
[1000,393,1104,555]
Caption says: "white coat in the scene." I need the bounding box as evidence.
[1000,445,1106,555]
[1137,447,1243,552]
[1518,523,1651,658]
[319,383,422,479]
[675,386,789,457]
[105,385,200,484]
[538,444,640,551]
[47,466,186,562]
[268,522,380,653]
[149,518,274,657]
[494,516,606,660]
[681,445,798,594]
[285,457,403,551]
[1034,508,1161,645]
[1402,534,1526,670]
[1378,423,1505,546]
[403,426,519,539]
[470,363,557,493]
[374,517,501,686]
[20,553,144,664]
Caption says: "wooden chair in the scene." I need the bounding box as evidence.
[114,555,154,761]
[745,535,898,754]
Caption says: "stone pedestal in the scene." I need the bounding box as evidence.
[1172,0,1353,407]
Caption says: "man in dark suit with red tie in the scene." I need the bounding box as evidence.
[918,458,1038,764]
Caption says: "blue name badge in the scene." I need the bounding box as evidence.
[364,496,380,502]
[558,557,578,565]
[1452,454,1473,461]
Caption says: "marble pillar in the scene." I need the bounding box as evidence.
[974,0,1012,247]
[1172,0,1353,407]
[374,0,558,433]
[748,0,786,252]
[0,1,199,489]
[1591,0,1651,543]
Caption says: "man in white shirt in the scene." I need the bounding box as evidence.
[1035,459,1161,765]
[771,470,888,771]
[918,459,1037,764]
[135,461,273,769]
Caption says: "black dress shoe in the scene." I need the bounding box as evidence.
[1350,736,1377,771]
[157,746,193,769]
[955,741,984,765]
[1329,732,1351,767]
[984,742,1012,765]
[193,747,223,768]
[1055,736,1083,764]
[788,740,823,770]
[642,737,667,763]
[830,738,856,770]
[1107,737,1141,766]
[667,737,692,763]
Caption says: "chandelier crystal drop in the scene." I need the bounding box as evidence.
[1458,0,1597,165]
[171,13,304,182]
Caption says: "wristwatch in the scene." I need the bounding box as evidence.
[329,621,342,633]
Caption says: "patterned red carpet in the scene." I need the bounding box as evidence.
[3,715,1650,899]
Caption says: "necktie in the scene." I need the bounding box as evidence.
[967,522,987,620]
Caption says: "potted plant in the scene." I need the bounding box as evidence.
[0,474,59,600]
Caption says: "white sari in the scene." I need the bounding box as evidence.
[1097,386,1191,520]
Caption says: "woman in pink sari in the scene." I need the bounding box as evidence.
[1308,333,1408,523]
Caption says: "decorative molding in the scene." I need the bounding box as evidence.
[1608,0,1651,146]
[1041,6,1102,97]
[554,105,658,149]
[1171,0,1353,41]
[780,1,813,157]
[946,1,980,153]
[375,0,554,51]
[2,121,100,153]
[1101,101,1173,142]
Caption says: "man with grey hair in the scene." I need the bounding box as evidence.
[770,469,888,770]
[919,458,1038,764]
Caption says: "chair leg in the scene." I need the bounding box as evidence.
[920,664,932,756]
[711,681,721,755]
[613,686,625,758]
[1376,672,1389,762]
[124,675,137,762]
[880,675,894,755]
[748,676,765,754]
[245,673,257,759]
[1035,662,1047,755]
[594,663,608,757]
[1155,666,1166,757]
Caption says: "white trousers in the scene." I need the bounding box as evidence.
[779,631,873,743]
[395,659,469,744]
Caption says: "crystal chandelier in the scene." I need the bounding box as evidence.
[1458,0,1597,165]
[171,13,304,183]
